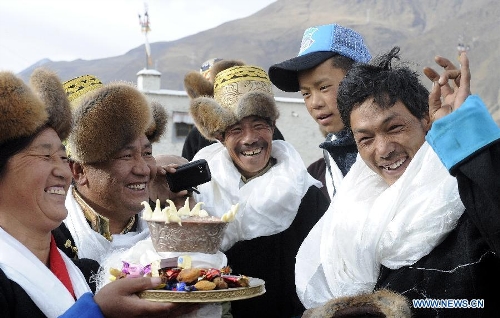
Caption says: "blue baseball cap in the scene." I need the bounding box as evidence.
[269,23,371,92]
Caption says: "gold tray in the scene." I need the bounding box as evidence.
[137,277,265,303]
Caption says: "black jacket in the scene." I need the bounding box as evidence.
[224,186,330,318]
[375,141,500,317]
[0,259,99,318]
[52,223,100,293]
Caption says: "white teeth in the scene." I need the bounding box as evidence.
[384,158,405,170]
[242,148,262,156]
[46,187,65,195]
[128,183,146,190]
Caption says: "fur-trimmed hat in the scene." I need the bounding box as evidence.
[189,65,279,141]
[302,289,411,318]
[63,76,168,163]
[0,68,71,145]
[200,58,223,80]
[146,100,168,143]
[183,58,245,99]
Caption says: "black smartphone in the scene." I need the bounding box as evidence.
[165,159,211,192]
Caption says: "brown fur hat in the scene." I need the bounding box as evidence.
[302,289,412,318]
[183,59,245,99]
[189,65,279,141]
[0,68,71,145]
[209,59,245,82]
[146,100,168,143]
[184,71,214,99]
[67,80,166,163]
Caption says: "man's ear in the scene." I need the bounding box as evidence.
[69,161,88,185]
[422,113,432,133]
[215,132,225,145]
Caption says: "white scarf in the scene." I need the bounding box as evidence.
[64,185,150,264]
[296,142,465,309]
[193,140,321,251]
[0,227,91,318]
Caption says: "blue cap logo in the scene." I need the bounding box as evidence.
[299,27,319,55]
[297,24,371,63]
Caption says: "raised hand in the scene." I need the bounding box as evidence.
[423,52,471,123]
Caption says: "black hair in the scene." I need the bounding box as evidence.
[0,133,38,179]
[337,46,429,131]
[330,53,357,73]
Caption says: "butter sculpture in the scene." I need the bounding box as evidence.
[142,199,239,225]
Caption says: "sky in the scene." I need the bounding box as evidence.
[0,0,275,73]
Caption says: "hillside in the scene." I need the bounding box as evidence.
[19,0,500,122]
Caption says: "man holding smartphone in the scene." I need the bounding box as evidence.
[54,75,167,265]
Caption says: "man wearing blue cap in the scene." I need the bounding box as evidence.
[269,23,371,201]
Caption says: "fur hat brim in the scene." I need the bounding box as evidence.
[184,71,213,99]
[30,68,72,140]
[68,82,153,163]
[146,100,168,143]
[189,91,278,141]
[0,72,48,143]
[236,91,279,123]
[0,68,71,145]
[189,97,236,141]
[302,289,412,318]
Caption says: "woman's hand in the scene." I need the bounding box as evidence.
[94,277,198,318]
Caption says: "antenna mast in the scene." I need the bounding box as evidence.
[138,3,152,69]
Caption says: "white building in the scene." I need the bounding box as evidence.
[137,69,325,167]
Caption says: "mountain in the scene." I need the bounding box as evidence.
[18,0,500,122]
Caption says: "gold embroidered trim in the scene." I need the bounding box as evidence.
[213,65,271,98]
[64,239,78,255]
[72,187,136,241]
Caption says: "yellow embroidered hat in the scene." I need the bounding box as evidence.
[189,65,279,141]
[183,59,245,99]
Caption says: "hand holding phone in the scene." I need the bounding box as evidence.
[165,159,211,193]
